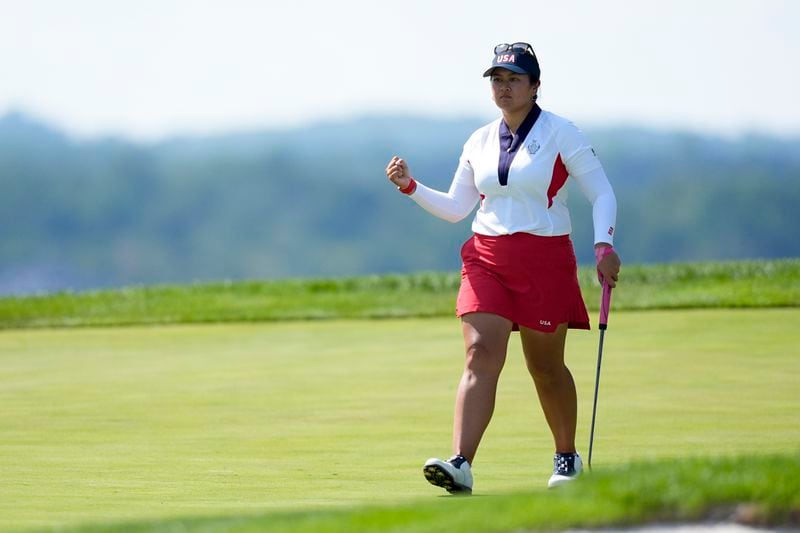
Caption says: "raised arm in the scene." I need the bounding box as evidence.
[386,156,480,223]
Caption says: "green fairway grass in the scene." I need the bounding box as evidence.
[1,259,798,329]
[1,309,798,531]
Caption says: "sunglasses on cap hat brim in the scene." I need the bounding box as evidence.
[494,42,535,55]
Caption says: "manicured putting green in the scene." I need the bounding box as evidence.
[1,309,798,530]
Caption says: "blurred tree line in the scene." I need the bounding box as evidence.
[1,111,798,295]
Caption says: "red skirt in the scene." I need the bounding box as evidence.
[456,233,590,333]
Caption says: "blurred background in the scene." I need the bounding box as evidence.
[1,0,798,295]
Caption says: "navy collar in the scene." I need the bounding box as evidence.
[497,104,541,186]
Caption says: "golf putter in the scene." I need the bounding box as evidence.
[588,281,612,470]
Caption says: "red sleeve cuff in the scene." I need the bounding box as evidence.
[398,178,417,195]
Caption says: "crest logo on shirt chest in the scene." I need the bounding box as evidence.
[527,140,540,155]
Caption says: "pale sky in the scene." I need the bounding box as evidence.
[1,0,798,140]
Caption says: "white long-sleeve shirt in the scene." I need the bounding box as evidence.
[409,110,617,245]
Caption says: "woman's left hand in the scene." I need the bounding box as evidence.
[595,245,621,288]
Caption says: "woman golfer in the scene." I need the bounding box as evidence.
[385,42,621,492]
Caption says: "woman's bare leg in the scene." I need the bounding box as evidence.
[519,323,577,453]
[453,312,513,463]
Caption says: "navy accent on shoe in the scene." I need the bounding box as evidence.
[548,452,583,488]
[448,455,469,468]
[553,453,578,476]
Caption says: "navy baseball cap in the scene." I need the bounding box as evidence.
[483,42,541,80]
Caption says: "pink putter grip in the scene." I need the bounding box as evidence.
[595,246,615,330]
[599,282,612,329]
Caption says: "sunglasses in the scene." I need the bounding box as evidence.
[494,42,535,56]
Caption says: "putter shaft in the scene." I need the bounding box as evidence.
[587,328,605,470]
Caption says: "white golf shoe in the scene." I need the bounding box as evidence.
[423,455,473,494]
[547,452,583,488]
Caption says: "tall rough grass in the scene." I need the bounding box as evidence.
[1,259,797,329]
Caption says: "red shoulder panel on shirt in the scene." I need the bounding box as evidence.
[547,153,569,208]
